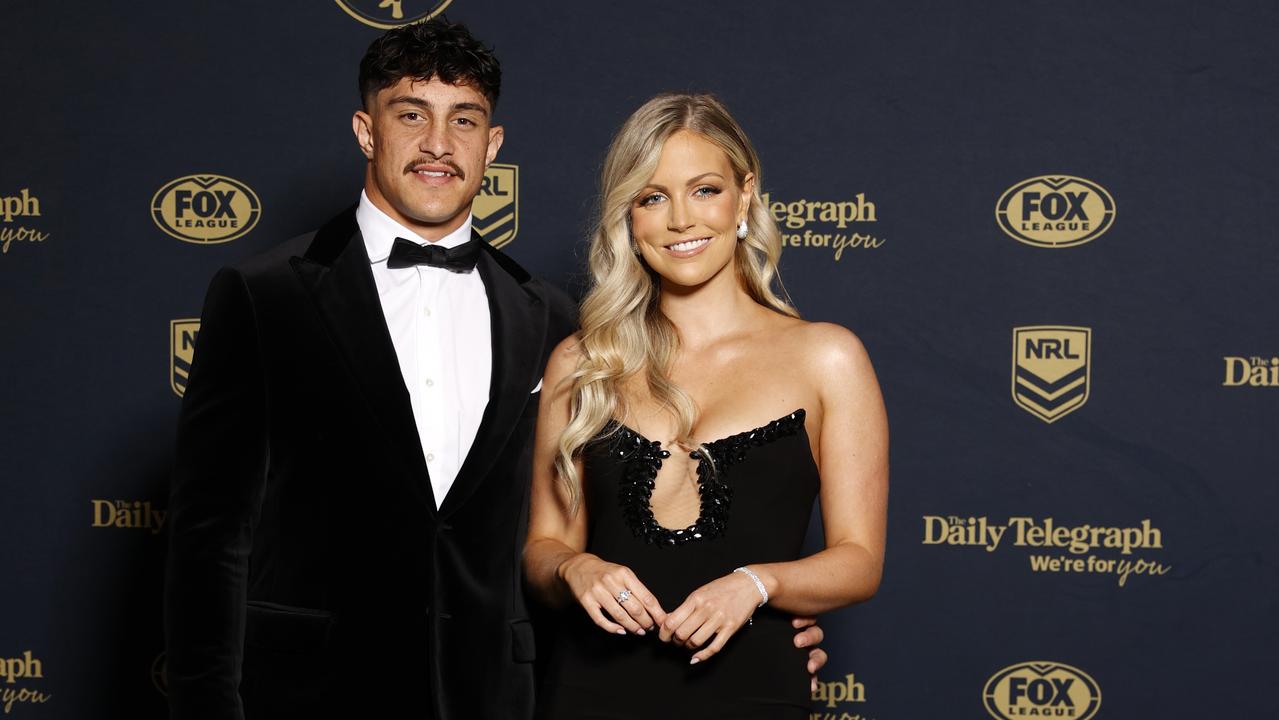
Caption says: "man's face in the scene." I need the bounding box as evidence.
[353,76,503,240]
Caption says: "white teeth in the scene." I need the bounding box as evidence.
[417,170,450,177]
[669,238,710,252]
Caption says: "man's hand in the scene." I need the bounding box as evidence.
[792,616,828,691]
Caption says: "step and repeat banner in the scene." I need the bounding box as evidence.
[1,1,1276,718]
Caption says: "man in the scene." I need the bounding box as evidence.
[165,18,825,720]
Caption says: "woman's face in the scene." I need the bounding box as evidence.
[630,130,753,290]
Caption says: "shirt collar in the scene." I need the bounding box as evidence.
[356,190,475,265]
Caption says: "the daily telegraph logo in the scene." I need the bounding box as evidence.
[1012,326,1091,423]
[151,175,261,244]
[473,163,518,248]
[996,176,1115,248]
[1223,355,1278,387]
[1,188,49,255]
[761,191,884,261]
[811,672,866,709]
[923,515,1171,587]
[1,651,51,714]
[335,0,452,29]
[171,319,200,398]
[91,500,166,534]
[984,662,1101,720]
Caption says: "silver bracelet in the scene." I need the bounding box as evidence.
[734,566,769,607]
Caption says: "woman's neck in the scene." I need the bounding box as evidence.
[657,267,761,351]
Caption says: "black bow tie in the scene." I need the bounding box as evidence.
[386,236,483,272]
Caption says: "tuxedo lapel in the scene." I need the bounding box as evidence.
[439,235,547,517]
[289,207,437,514]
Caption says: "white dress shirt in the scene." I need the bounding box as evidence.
[357,191,491,508]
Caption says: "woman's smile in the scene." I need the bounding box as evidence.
[664,236,713,258]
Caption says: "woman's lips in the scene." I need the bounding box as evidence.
[664,236,712,258]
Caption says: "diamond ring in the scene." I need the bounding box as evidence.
[616,589,632,604]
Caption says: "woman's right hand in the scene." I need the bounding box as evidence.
[558,553,667,635]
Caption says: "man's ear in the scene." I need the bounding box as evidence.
[353,111,375,160]
[485,125,505,167]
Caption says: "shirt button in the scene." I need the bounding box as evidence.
[424,307,432,317]
[425,378,434,387]
[426,453,435,462]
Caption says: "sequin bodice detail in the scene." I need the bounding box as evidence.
[550,408,820,716]
[597,409,807,547]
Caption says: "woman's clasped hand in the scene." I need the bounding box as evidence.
[560,552,770,664]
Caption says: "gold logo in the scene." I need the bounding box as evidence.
[811,672,866,709]
[151,175,261,244]
[996,176,1115,248]
[91,500,166,534]
[761,191,885,261]
[473,163,518,248]
[1012,326,1091,423]
[1,188,49,255]
[335,0,452,28]
[151,652,167,696]
[921,514,1171,586]
[171,319,200,397]
[984,662,1101,720]
[0,650,52,713]
[1223,356,1279,387]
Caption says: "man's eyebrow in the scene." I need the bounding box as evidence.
[452,101,490,115]
[385,96,490,116]
[386,96,432,109]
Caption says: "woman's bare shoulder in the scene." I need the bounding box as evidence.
[773,319,872,375]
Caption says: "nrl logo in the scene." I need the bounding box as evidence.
[334,1,452,29]
[171,319,200,398]
[473,163,518,249]
[1012,326,1091,423]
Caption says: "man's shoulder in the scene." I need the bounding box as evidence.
[230,206,357,281]
[232,233,314,276]
[480,243,577,324]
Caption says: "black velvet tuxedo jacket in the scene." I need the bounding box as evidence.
[164,207,575,720]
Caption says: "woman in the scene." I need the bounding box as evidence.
[524,93,888,718]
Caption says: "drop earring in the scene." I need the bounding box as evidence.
[736,219,749,240]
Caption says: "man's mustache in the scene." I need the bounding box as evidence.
[404,158,465,179]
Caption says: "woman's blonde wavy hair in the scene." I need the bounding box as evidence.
[555,93,798,510]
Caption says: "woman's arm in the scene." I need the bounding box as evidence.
[661,323,888,661]
[522,335,587,606]
[748,323,889,614]
[523,336,667,634]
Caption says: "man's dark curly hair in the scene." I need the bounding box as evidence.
[359,17,501,113]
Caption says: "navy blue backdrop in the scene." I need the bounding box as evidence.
[1,1,1276,717]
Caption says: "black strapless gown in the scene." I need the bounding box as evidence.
[540,410,819,719]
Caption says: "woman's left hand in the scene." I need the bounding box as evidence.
[659,570,763,664]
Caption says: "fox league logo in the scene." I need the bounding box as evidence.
[473,163,518,248]
[334,1,452,28]
[984,661,1101,720]
[996,176,1115,248]
[171,319,200,398]
[1012,326,1091,423]
[152,174,261,244]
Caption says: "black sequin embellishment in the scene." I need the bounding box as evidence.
[600,409,806,547]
